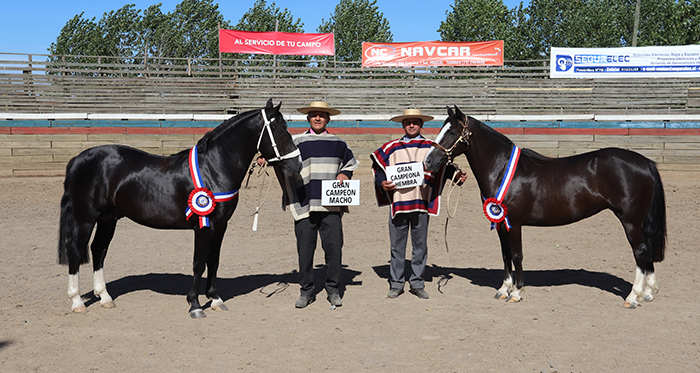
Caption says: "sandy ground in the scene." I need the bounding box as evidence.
[0,166,698,372]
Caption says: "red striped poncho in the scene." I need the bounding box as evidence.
[370,137,446,218]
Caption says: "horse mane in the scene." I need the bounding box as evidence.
[199,109,259,149]
[470,117,555,166]
[470,116,514,149]
[159,109,260,171]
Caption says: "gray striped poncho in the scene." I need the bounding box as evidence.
[282,130,359,221]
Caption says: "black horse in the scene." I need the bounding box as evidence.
[58,100,301,318]
[424,106,666,308]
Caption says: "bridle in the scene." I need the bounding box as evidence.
[257,109,300,162]
[431,116,472,165]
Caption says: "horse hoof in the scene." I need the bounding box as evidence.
[211,303,228,312]
[189,309,207,319]
[643,294,654,303]
[494,292,508,300]
[623,301,638,309]
[506,296,521,303]
[72,305,88,313]
[100,301,116,309]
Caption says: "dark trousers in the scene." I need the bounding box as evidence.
[294,212,343,295]
[389,212,429,290]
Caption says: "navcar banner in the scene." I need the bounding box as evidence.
[362,40,503,67]
[551,45,700,78]
[219,29,334,56]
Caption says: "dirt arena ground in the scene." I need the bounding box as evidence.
[0,167,698,372]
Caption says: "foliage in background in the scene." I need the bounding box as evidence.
[48,0,230,72]
[231,0,309,68]
[48,0,700,73]
[317,0,393,62]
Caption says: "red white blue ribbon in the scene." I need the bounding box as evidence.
[483,145,520,231]
[185,146,239,228]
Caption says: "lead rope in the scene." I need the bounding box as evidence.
[246,157,273,231]
[443,165,464,253]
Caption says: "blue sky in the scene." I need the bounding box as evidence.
[0,0,529,54]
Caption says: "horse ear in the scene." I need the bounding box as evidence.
[454,105,465,119]
[447,106,455,117]
[266,99,273,109]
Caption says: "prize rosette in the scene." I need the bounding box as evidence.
[483,197,507,223]
[188,187,216,216]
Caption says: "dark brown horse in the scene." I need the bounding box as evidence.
[58,100,301,318]
[424,106,666,308]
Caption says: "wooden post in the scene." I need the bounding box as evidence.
[632,0,641,47]
[273,20,279,79]
[218,22,223,78]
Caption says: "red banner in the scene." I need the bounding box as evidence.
[219,29,334,56]
[362,40,503,67]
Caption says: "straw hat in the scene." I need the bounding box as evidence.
[390,108,434,123]
[297,101,341,116]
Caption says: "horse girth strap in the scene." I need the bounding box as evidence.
[258,109,300,162]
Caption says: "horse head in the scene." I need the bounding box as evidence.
[424,105,472,172]
[257,99,302,177]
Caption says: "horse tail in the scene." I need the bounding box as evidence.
[58,159,89,266]
[642,161,666,262]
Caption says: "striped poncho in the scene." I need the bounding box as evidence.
[370,136,446,218]
[282,130,359,221]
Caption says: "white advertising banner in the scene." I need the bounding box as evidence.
[550,45,700,78]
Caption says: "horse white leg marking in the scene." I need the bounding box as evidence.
[68,272,87,313]
[643,271,658,302]
[507,286,522,303]
[495,275,512,300]
[210,297,228,312]
[93,269,115,308]
[624,266,645,308]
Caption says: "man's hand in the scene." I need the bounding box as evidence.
[456,171,468,185]
[381,180,396,192]
[336,173,349,182]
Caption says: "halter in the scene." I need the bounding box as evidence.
[258,109,300,162]
[431,117,472,165]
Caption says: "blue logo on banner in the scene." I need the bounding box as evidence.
[556,55,573,71]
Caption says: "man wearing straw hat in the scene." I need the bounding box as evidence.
[370,109,466,299]
[281,101,359,309]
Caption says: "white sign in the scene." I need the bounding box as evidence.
[386,162,424,189]
[321,180,360,206]
[550,45,700,78]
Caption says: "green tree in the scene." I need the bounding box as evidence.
[677,0,700,45]
[99,4,143,58]
[234,0,304,32]
[48,0,231,71]
[633,0,700,46]
[232,0,308,67]
[140,4,172,58]
[439,0,512,44]
[167,0,230,62]
[48,13,104,57]
[507,3,540,61]
[523,0,632,58]
[317,0,393,62]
